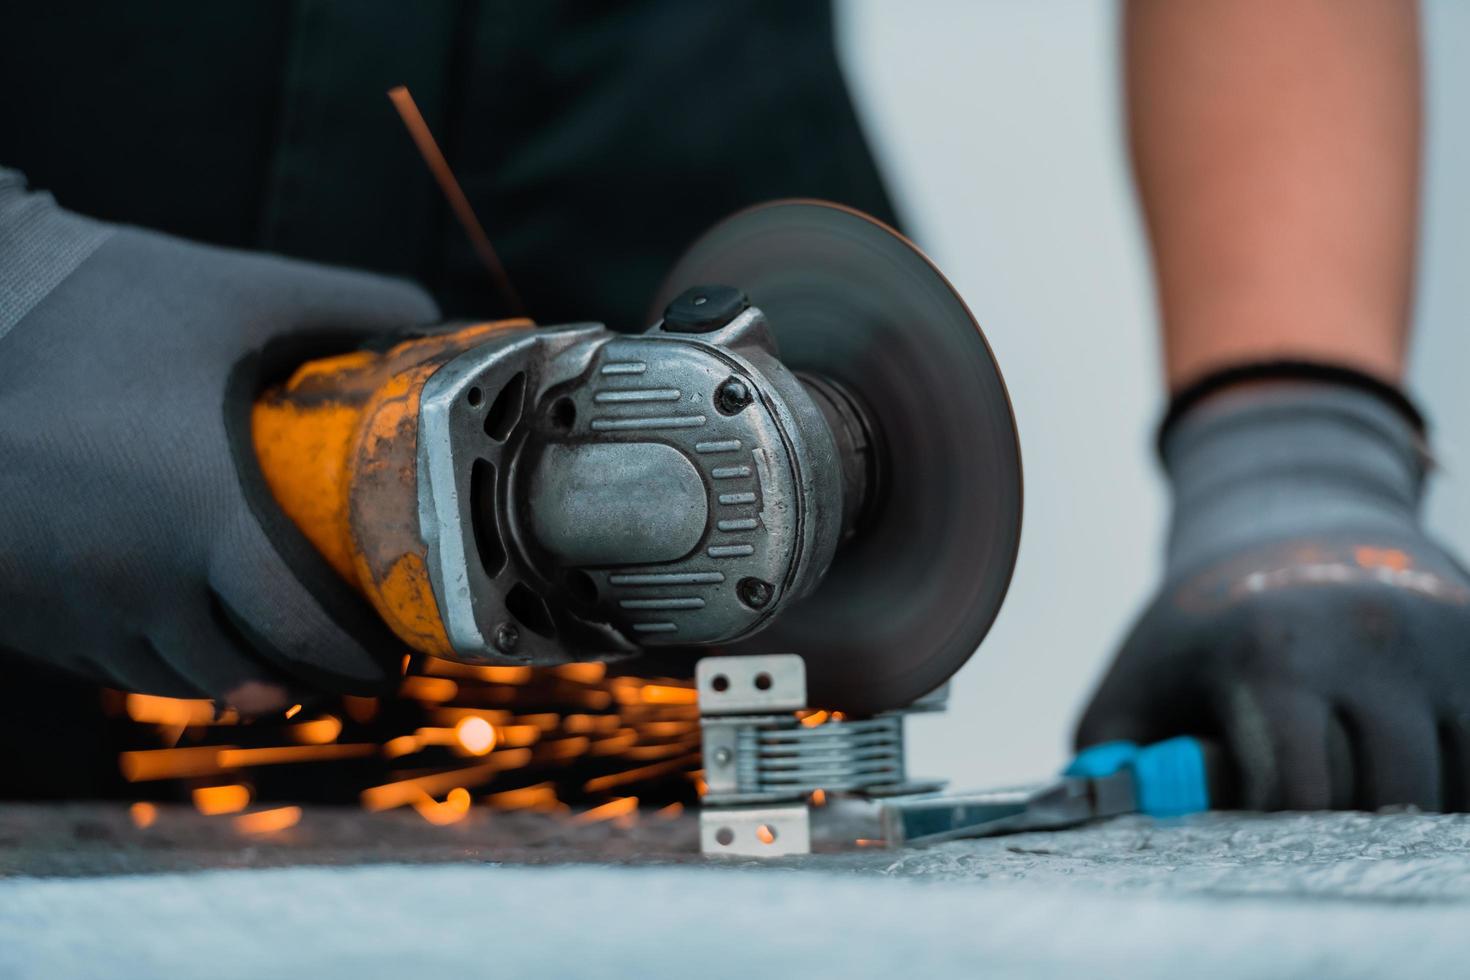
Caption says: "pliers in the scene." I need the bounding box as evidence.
[879,736,1220,847]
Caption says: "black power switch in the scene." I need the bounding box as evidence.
[661,285,750,334]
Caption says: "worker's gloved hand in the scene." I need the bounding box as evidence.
[0,170,439,708]
[1077,378,1470,811]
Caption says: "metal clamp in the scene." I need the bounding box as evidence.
[696,654,941,857]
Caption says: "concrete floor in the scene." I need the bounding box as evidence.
[3,805,1470,977]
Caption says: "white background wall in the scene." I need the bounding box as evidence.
[834,0,1470,788]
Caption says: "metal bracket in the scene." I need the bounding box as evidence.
[696,654,807,715]
[696,653,941,857]
[699,804,810,858]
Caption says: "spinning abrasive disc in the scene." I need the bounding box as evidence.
[653,201,1023,714]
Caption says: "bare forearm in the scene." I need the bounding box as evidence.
[1127,0,1421,388]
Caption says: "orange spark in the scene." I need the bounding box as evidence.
[360,749,533,811]
[563,714,621,735]
[412,787,472,826]
[234,806,302,835]
[412,727,457,746]
[454,716,498,755]
[638,684,698,705]
[810,789,827,807]
[129,802,158,829]
[610,683,643,708]
[755,824,777,845]
[120,746,233,782]
[572,797,638,825]
[431,708,512,727]
[284,703,303,719]
[387,86,524,314]
[637,720,698,738]
[342,696,379,723]
[545,689,614,711]
[478,666,533,685]
[383,735,422,759]
[399,676,458,702]
[124,694,217,727]
[483,782,559,811]
[553,662,607,684]
[423,658,533,685]
[497,724,543,748]
[217,744,374,768]
[531,737,590,762]
[582,754,702,794]
[413,723,528,753]
[799,710,830,728]
[289,715,343,745]
[589,731,639,756]
[192,784,251,816]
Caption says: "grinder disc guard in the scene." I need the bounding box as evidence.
[653,201,1023,714]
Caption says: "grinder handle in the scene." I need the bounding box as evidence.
[251,320,533,657]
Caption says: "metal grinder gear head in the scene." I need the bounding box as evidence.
[415,290,869,666]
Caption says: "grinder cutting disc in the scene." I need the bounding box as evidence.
[652,200,1023,715]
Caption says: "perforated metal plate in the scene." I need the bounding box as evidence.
[653,201,1023,715]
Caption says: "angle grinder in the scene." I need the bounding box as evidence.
[252,200,1022,715]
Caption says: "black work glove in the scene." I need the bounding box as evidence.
[0,170,439,707]
[1077,378,1470,811]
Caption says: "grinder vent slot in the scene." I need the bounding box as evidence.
[470,458,506,577]
[484,371,526,442]
[506,582,555,638]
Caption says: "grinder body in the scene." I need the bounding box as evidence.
[254,304,867,671]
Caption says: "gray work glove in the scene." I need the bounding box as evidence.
[0,170,440,707]
[1077,380,1470,811]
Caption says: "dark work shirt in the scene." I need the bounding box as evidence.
[1,0,897,330]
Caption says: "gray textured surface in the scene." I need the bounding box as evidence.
[3,807,1470,977]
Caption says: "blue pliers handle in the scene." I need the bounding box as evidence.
[1065,735,1213,818]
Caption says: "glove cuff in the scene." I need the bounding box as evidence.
[1160,368,1431,574]
[1160,359,1426,452]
